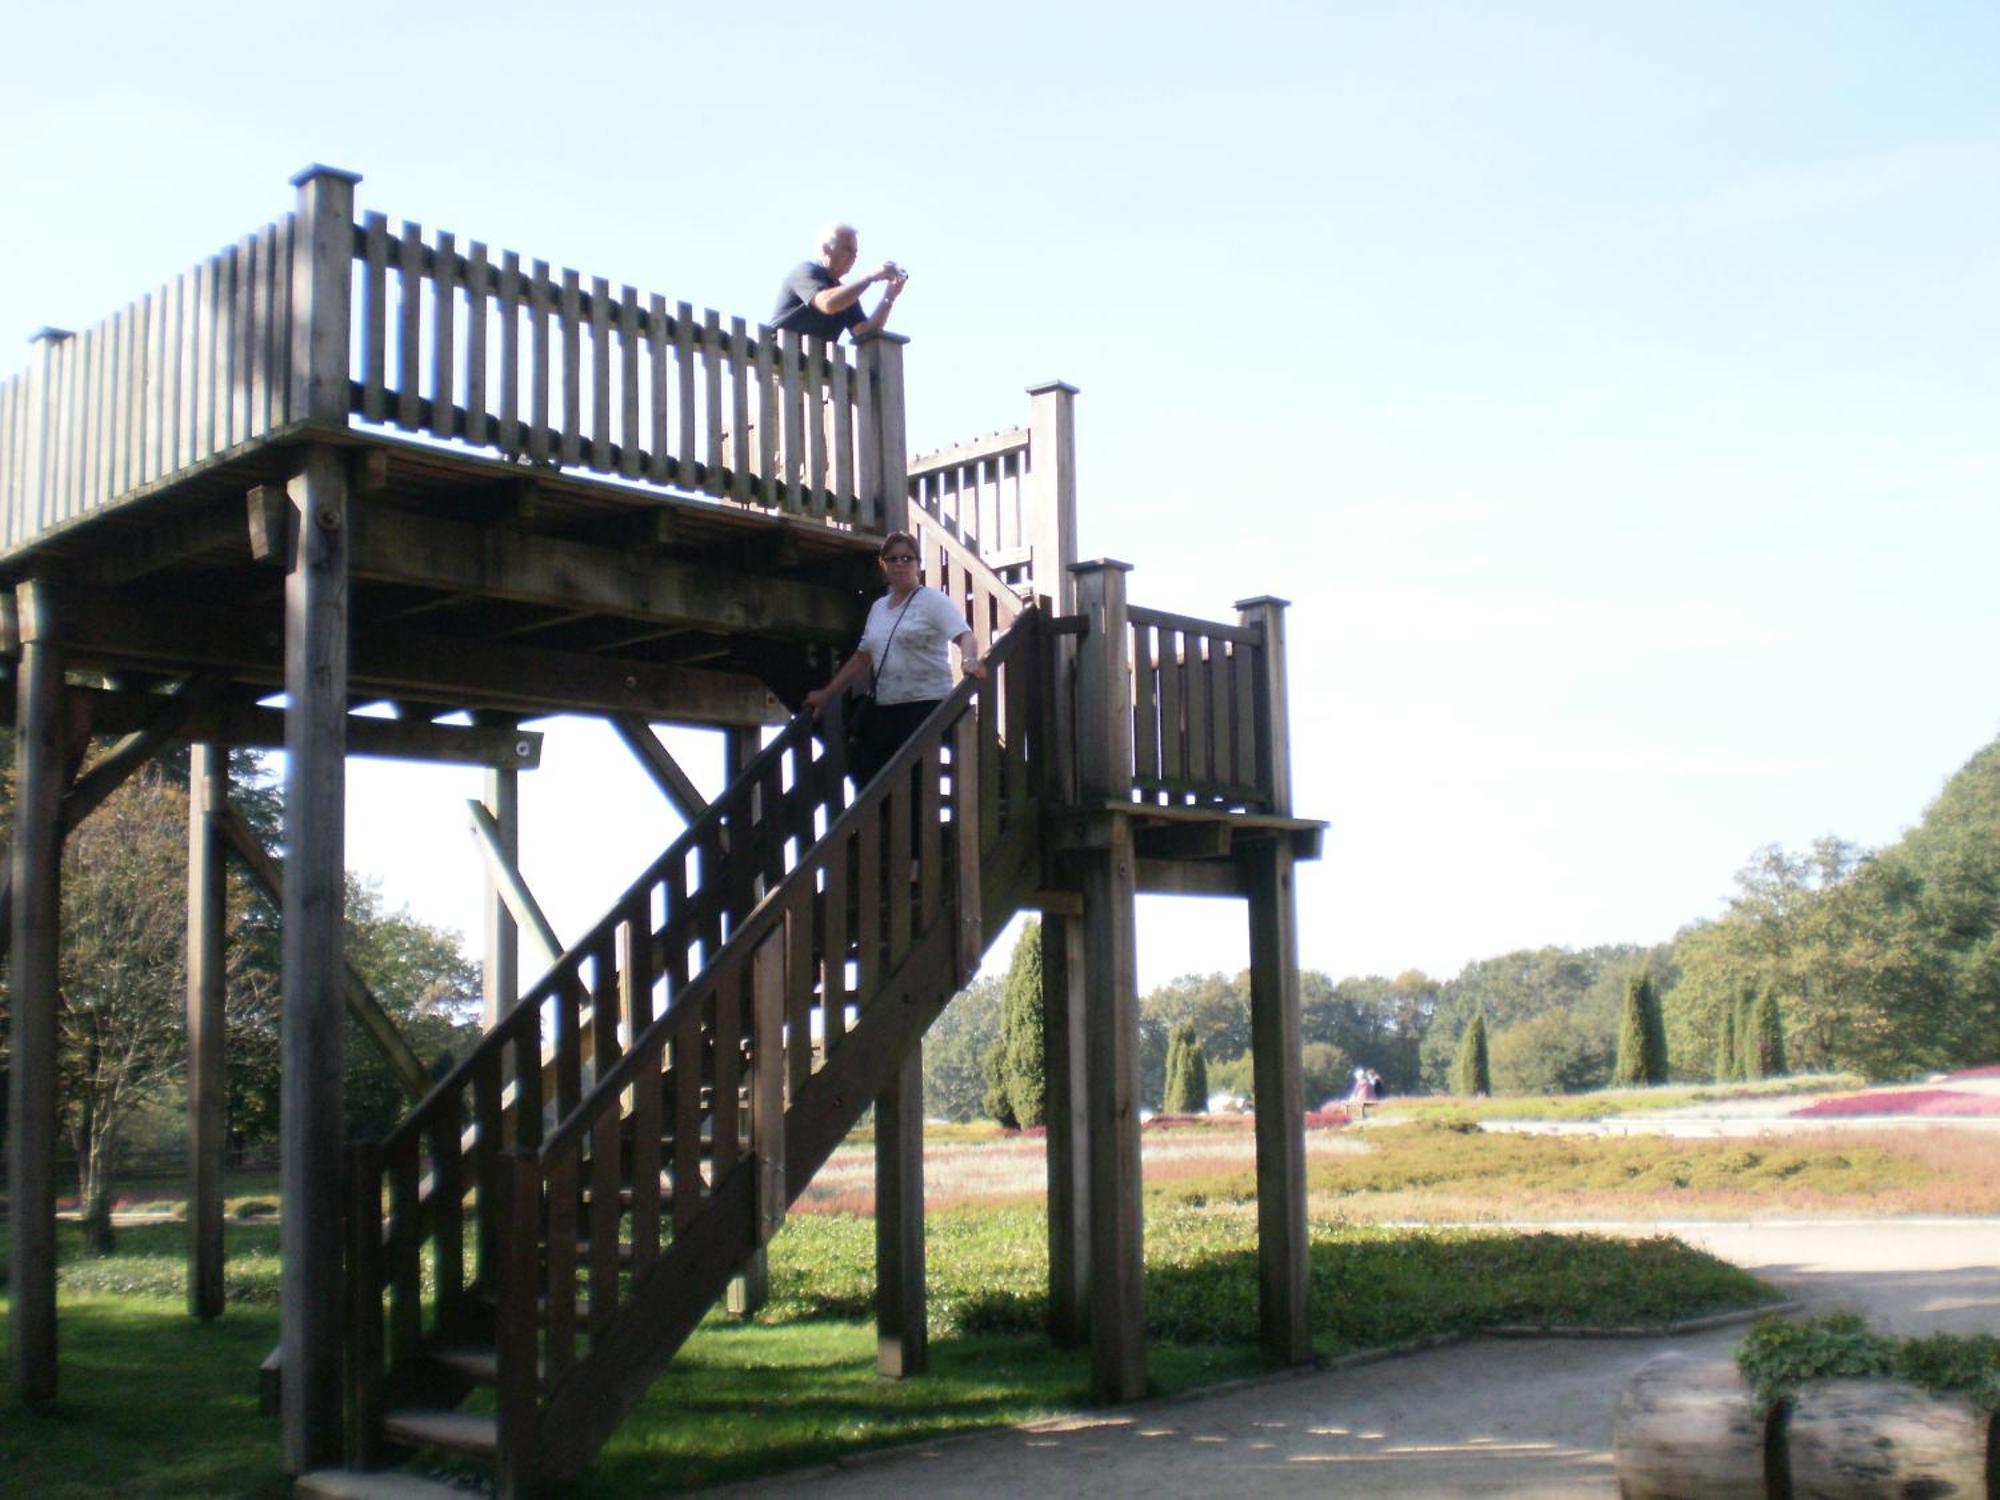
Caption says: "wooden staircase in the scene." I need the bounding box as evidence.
[338,607,1049,1497]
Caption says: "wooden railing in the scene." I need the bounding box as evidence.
[906,381,1075,611]
[909,504,1027,660]
[1127,604,1274,812]
[350,215,888,527]
[0,173,909,560]
[0,217,297,551]
[348,704,845,1446]
[908,427,1031,576]
[347,611,1044,1487]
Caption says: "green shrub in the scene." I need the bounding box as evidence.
[1736,1313,2000,1408]
[1451,1012,1491,1096]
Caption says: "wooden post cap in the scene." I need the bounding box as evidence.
[1026,379,1080,396]
[1071,558,1132,575]
[1234,594,1292,612]
[288,163,362,188]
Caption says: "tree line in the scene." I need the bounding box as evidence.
[928,733,2000,1120]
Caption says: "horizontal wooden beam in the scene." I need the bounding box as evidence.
[0,684,544,768]
[1136,858,1247,898]
[348,507,859,642]
[52,585,784,725]
[1134,821,1232,862]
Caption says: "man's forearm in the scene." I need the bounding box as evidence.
[855,289,899,336]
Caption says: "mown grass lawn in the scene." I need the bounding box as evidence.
[2,1140,1783,1499]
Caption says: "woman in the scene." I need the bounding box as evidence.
[805,531,987,786]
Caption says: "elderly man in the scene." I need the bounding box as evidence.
[771,223,907,343]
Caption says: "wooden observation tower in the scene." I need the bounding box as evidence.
[0,167,1321,1496]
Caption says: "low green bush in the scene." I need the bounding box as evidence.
[1736,1313,2000,1408]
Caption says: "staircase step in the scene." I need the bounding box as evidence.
[296,1469,485,1499]
[380,1408,498,1460]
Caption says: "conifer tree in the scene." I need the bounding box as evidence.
[1716,1003,1739,1083]
[1162,1022,1204,1113]
[1751,988,1788,1078]
[981,922,1045,1126]
[1640,972,1671,1084]
[1451,1012,1492,1097]
[1737,989,1763,1081]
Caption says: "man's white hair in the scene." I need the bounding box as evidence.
[818,222,858,256]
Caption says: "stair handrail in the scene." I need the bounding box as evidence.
[536,608,1037,1167]
[376,707,826,1160]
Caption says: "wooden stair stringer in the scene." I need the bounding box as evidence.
[533,814,1039,1484]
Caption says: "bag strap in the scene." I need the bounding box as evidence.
[867,590,919,696]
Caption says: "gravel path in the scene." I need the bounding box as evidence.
[697,1218,2000,1499]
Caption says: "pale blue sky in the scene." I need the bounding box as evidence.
[5,2,1996,989]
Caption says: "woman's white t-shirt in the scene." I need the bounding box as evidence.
[858,587,966,704]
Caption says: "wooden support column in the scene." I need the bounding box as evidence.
[480,718,520,1028]
[723,722,770,1318]
[1024,381,1079,612]
[9,579,65,1404]
[1238,593,1309,1365]
[280,442,353,1474]
[1071,559,1145,1402]
[874,1040,927,1377]
[1041,909,1090,1346]
[280,161,357,1474]
[187,743,228,1321]
[859,332,909,537]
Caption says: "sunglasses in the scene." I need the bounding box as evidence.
[881,553,918,564]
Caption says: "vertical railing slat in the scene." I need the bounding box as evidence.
[360,213,389,422]
[559,268,582,467]
[728,316,751,503]
[498,251,524,456]
[778,329,803,511]
[395,221,423,431]
[702,309,724,496]
[528,260,552,464]
[431,230,457,440]
[674,300,696,487]
[830,344,853,519]
[464,241,490,445]
[646,294,671,484]
[617,285,641,479]
[804,336,828,518]
[754,326,778,506]
[588,275,611,471]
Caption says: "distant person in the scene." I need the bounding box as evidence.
[805,531,985,787]
[771,223,907,344]
[1349,1065,1377,1120]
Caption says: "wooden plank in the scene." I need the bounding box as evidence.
[671,1012,701,1230]
[1185,630,1210,792]
[1040,912,1087,1345]
[498,251,524,456]
[9,581,65,1403]
[395,222,423,430]
[554,970,583,1119]
[804,336,829,517]
[186,743,228,1320]
[853,810,881,1009]
[464,242,489,445]
[588,1106,620,1337]
[177,266,198,470]
[194,256,220,464]
[711,963,741,1173]
[855,341,880,531]
[1158,627,1185,790]
[673,300,696,487]
[511,1005,544,1149]
[702,309,724,497]
[388,1148,422,1362]
[492,1154,542,1500]
[360,214,388,422]
[144,286,165,482]
[830,343,853,516]
[917,737,943,931]
[618,285,641,479]
[624,924,661,1278]
[777,329,804,510]
[53,331,77,522]
[1208,636,1234,797]
[229,235,254,447]
[754,325,778,506]
[559,268,583,466]
[1245,839,1309,1363]
[728,316,751,502]
[873,1041,926,1377]
[528,260,553,463]
[821,829,849,1054]
[588,276,611,471]
[951,713,982,980]
[472,1052,503,1287]
[544,1151,578,1381]
[432,1088,465,1321]
[270,213,294,429]
[1232,636,1258,790]
[886,767,913,965]
[431,230,457,440]
[279,445,349,1472]
[646,294,671,483]
[345,1144,385,1466]
[751,926,787,1246]
[1131,621,1159,792]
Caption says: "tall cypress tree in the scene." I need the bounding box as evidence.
[998,921,1047,1127]
[1716,1003,1739,1083]
[1451,1012,1492,1097]
[1163,1022,1209,1113]
[1751,988,1788,1079]
[1737,989,1763,1081]
[1614,972,1668,1086]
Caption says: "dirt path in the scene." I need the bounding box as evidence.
[696,1219,2000,1499]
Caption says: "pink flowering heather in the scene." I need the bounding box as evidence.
[1791,1088,2000,1119]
